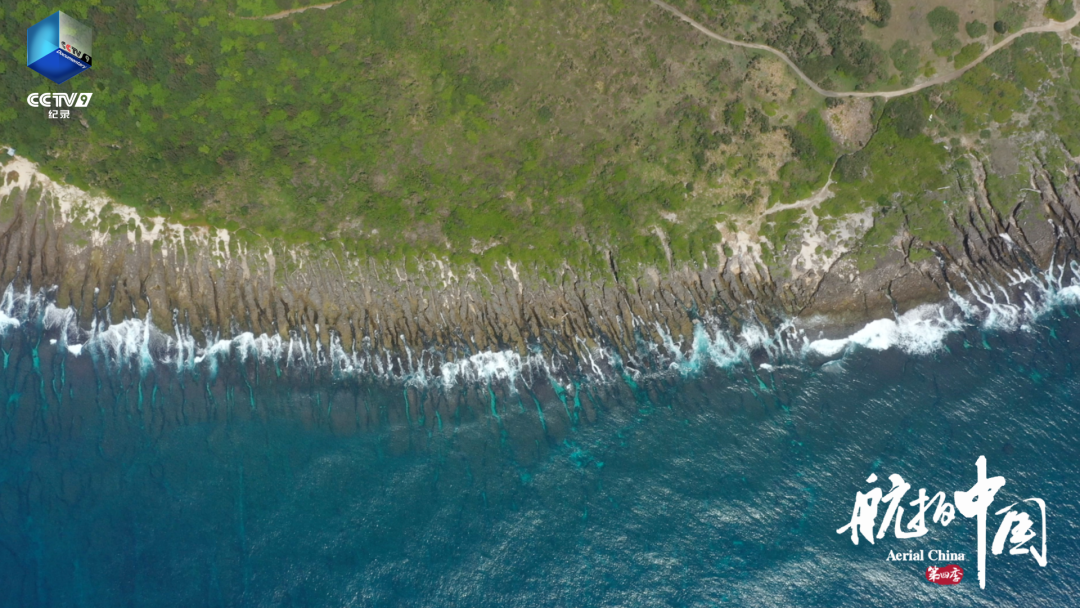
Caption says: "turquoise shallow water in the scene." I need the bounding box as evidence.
[0,297,1078,606]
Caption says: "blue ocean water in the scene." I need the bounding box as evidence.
[0,292,1078,606]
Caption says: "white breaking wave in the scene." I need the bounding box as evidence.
[807,260,1080,358]
[806,304,961,357]
[0,260,1077,388]
[0,310,19,336]
[0,285,22,336]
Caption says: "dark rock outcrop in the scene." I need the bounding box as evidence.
[2,155,1079,372]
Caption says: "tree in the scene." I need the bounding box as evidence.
[1045,0,1076,22]
[927,6,960,37]
[887,96,926,139]
[932,36,961,58]
[890,40,920,74]
[870,0,892,27]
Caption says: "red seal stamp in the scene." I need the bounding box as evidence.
[926,564,964,585]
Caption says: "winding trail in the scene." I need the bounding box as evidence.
[650,0,1080,99]
[762,176,835,216]
[240,1,346,21]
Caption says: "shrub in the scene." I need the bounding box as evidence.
[932,36,962,57]
[999,3,1027,32]
[927,7,960,37]
[890,40,920,73]
[887,96,927,139]
[965,20,987,38]
[954,42,984,68]
[836,153,869,182]
[870,0,892,27]
[1045,0,1076,22]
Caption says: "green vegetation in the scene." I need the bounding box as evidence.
[997,3,1029,34]
[927,7,960,37]
[941,65,1023,128]
[933,36,963,57]
[965,20,988,38]
[927,6,961,60]
[885,96,928,139]
[830,94,956,267]
[684,0,890,88]
[670,0,1046,94]
[1045,0,1076,22]
[0,0,1071,282]
[832,30,1078,269]
[3,0,819,272]
[890,40,920,74]
[954,42,984,67]
[869,0,892,27]
[771,109,835,204]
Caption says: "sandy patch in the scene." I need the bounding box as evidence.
[0,153,238,262]
[789,207,874,280]
[714,221,770,281]
[823,98,875,148]
[851,0,881,21]
[746,57,799,103]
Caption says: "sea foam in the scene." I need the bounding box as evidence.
[0,259,1077,388]
[807,305,961,357]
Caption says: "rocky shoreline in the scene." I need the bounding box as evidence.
[2,151,1079,377]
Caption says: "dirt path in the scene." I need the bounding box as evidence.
[763,176,835,216]
[650,0,1080,99]
[240,0,346,21]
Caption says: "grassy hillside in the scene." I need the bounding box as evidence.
[0,0,802,269]
[0,0,1075,276]
[667,0,1052,88]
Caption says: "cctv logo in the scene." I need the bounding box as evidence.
[27,11,93,84]
[27,92,93,108]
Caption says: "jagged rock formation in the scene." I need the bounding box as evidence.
[2,152,1079,372]
[798,155,1080,335]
